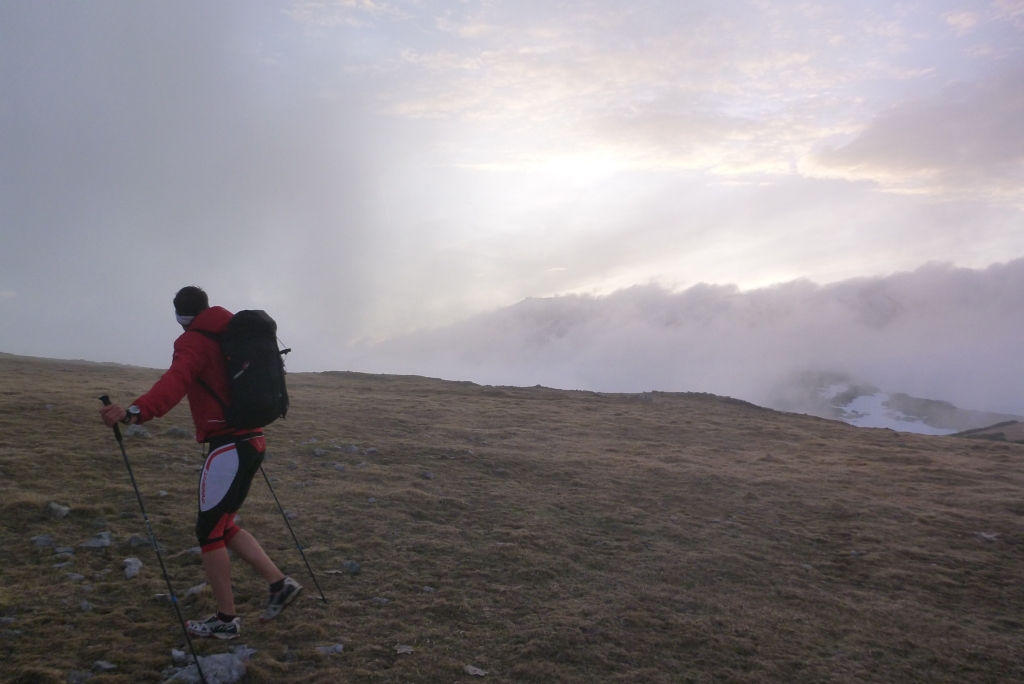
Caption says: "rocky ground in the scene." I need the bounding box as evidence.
[2,352,1024,683]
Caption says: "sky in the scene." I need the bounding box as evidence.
[2,1,1023,413]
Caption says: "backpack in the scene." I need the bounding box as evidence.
[194,310,291,430]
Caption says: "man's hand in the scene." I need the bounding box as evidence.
[100,403,127,427]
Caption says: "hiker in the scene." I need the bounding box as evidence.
[99,285,301,640]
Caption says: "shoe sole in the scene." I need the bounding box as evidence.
[187,628,240,640]
[259,584,303,623]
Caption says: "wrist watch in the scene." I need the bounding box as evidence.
[121,405,141,425]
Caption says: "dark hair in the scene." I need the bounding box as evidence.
[173,286,209,316]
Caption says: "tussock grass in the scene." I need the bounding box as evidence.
[2,352,1024,682]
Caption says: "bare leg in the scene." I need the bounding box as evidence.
[227,528,285,585]
[201,548,235,616]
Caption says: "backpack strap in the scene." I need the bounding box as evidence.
[189,330,229,413]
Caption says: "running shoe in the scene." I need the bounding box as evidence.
[260,576,303,623]
[186,614,241,640]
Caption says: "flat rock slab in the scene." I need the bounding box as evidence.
[164,652,248,684]
[79,532,112,549]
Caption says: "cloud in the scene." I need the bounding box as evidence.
[349,258,1024,415]
[803,64,1024,199]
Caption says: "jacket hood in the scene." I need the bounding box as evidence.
[187,306,233,335]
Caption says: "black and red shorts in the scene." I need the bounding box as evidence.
[195,433,265,553]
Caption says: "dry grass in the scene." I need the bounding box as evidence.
[2,351,1024,683]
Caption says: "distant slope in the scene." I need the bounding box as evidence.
[952,420,1024,443]
[767,371,1024,435]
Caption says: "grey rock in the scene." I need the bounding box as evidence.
[342,560,361,575]
[421,471,436,480]
[67,670,93,684]
[193,465,203,472]
[185,582,207,597]
[67,573,86,581]
[54,561,73,568]
[287,462,298,471]
[1,629,23,639]
[284,511,298,520]
[92,661,117,672]
[464,664,487,676]
[127,535,152,547]
[365,447,379,455]
[123,557,143,579]
[0,617,15,625]
[80,531,112,548]
[229,644,257,659]
[54,552,74,561]
[95,568,112,578]
[80,584,93,592]
[316,643,344,655]
[371,596,390,606]
[395,644,413,655]
[81,600,94,612]
[423,586,437,593]
[158,490,169,497]
[356,461,368,468]
[342,444,359,454]
[171,648,189,665]
[187,546,202,555]
[494,468,507,474]
[45,403,56,411]
[32,534,55,547]
[313,448,328,457]
[367,497,376,503]
[125,424,150,438]
[165,426,192,438]
[55,546,74,554]
[46,501,71,519]
[165,651,250,684]
[93,518,107,528]
[333,464,345,472]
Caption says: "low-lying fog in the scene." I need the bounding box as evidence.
[347,258,1024,417]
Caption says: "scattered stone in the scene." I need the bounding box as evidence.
[342,444,359,454]
[464,665,487,676]
[1,629,23,639]
[80,531,112,548]
[422,586,436,593]
[367,497,376,503]
[56,546,74,554]
[371,597,390,606]
[95,568,112,577]
[165,426,192,438]
[81,600,94,612]
[801,564,813,571]
[80,584,93,592]
[67,670,93,684]
[54,561,73,568]
[394,644,413,654]
[287,461,298,471]
[45,501,71,519]
[313,448,328,457]
[365,447,379,455]
[333,464,345,472]
[342,560,361,576]
[93,517,107,528]
[171,649,189,666]
[229,644,257,659]
[285,511,298,520]
[45,403,56,411]
[421,471,435,480]
[123,557,143,579]
[0,617,15,625]
[974,532,999,542]
[158,490,168,497]
[32,534,55,547]
[494,468,507,474]
[67,573,86,582]
[315,643,344,655]
[127,535,152,547]
[165,650,250,683]
[193,465,203,472]
[185,582,208,597]
[125,424,150,438]
[92,661,117,673]
[187,546,202,555]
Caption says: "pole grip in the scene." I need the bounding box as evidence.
[99,395,123,442]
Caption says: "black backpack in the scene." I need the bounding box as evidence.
[194,310,290,430]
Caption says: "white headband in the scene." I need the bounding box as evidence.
[176,314,195,327]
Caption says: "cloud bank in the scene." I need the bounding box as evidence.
[349,258,1024,416]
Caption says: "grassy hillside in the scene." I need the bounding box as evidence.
[2,352,1024,683]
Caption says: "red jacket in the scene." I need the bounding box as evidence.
[133,306,262,443]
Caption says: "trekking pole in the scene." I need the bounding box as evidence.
[99,396,208,684]
[259,465,327,602]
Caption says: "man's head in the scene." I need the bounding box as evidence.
[174,286,209,329]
